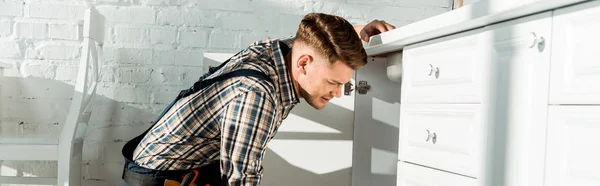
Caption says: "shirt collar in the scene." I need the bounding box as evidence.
[272,37,300,108]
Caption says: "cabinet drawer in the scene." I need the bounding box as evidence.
[401,29,488,104]
[545,106,600,186]
[397,161,479,186]
[398,104,485,178]
[549,1,600,104]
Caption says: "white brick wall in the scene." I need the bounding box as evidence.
[0,0,450,185]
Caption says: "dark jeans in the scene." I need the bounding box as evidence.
[123,159,223,186]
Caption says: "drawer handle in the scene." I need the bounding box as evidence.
[529,32,545,51]
[426,130,438,144]
[434,67,439,79]
[428,64,434,76]
[426,130,431,141]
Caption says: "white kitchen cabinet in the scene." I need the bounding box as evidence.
[545,106,600,186]
[396,10,553,186]
[358,1,600,186]
[549,0,600,104]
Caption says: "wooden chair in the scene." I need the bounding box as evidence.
[0,7,104,186]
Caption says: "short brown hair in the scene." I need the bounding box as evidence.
[295,13,367,70]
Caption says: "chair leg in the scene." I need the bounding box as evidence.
[58,140,83,186]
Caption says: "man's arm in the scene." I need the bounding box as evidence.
[354,20,396,42]
[220,90,277,186]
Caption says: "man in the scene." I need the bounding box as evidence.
[122,13,395,186]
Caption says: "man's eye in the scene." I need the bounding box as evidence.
[328,81,336,85]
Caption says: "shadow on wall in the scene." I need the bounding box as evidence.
[0,64,355,186]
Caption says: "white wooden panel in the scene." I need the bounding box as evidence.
[545,106,600,186]
[398,104,484,178]
[549,0,600,104]
[396,161,479,186]
[0,144,58,160]
[0,176,57,185]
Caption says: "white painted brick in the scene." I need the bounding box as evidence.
[221,14,262,30]
[0,20,13,36]
[150,27,176,45]
[338,3,370,20]
[82,142,103,161]
[151,89,179,104]
[48,23,81,40]
[151,49,174,64]
[27,3,86,20]
[115,68,153,84]
[0,1,23,17]
[15,22,47,39]
[21,161,58,177]
[12,77,75,99]
[209,31,238,49]
[195,0,253,12]
[83,160,124,181]
[26,41,81,60]
[114,26,149,44]
[54,64,79,81]
[0,40,22,58]
[424,6,451,18]
[278,14,303,37]
[396,0,451,7]
[173,50,203,66]
[97,6,156,24]
[114,87,151,103]
[145,0,189,6]
[179,28,208,48]
[104,47,153,64]
[156,7,216,26]
[370,6,425,22]
[242,32,269,48]
[19,60,57,79]
[313,1,343,15]
[100,66,115,82]
[148,66,184,85]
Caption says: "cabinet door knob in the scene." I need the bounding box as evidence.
[432,132,437,144]
[426,129,431,141]
[530,32,545,50]
[429,64,434,76]
[435,67,440,79]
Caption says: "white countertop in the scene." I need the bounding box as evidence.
[365,0,590,56]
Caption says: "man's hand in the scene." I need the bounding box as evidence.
[354,20,396,42]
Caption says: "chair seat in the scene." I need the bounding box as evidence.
[0,137,59,145]
[0,137,59,160]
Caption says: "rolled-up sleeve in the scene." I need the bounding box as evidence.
[220,91,277,186]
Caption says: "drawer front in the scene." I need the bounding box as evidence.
[545,106,600,186]
[398,104,484,177]
[401,29,487,104]
[397,161,479,186]
[549,1,600,104]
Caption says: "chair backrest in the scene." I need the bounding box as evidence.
[59,7,105,145]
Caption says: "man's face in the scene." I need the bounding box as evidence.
[296,54,354,110]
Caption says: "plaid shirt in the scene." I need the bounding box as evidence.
[133,37,299,186]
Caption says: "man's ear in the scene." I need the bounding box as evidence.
[297,54,312,75]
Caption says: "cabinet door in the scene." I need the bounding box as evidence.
[549,1,600,104]
[481,11,552,186]
[398,104,484,178]
[401,28,487,104]
[397,161,479,186]
[545,106,600,186]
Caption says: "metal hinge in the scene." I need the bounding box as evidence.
[344,80,371,95]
